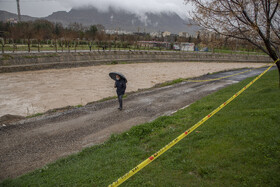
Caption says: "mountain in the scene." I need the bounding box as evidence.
[0,7,199,34]
[0,10,36,22]
[46,7,198,34]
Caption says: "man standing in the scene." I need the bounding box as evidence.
[114,74,126,110]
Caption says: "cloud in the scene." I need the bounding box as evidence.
[56,0,190,19]
[0,0,70,17]
[0,0,192,19]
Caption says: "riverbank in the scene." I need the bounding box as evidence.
[0,62,268,117]
[0,51,270,73]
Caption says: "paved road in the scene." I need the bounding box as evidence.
[0,66,275,181]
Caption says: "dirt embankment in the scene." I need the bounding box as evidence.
[0,51,271,73]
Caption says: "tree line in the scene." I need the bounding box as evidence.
[0,20,115,52]
[0,19,196,53]
[0,19,264,54]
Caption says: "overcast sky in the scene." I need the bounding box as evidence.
[0,0,192,19]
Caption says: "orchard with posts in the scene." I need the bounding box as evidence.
[0,19,266,54]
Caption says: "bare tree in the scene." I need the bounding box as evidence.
[85,25,98,51]
[9,22,20,52]
[53,23,63,52]
[0,22,11,53]
[33,20,53,52]
[186,0,280,86]
[18,21,34,52]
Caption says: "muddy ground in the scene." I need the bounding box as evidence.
[0,66,274,181]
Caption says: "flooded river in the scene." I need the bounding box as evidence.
[0,62,266,117]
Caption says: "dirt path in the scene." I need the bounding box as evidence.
[0,66,274,181]
[0,62,267,117]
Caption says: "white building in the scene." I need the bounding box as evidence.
[162,31,171,37]
[179,32,190,38]
[6,18,18,24]
[105,30,133,35]
[180,43,195,51]
[150,32,162,38]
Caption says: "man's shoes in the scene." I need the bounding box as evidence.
[118,108,122,111]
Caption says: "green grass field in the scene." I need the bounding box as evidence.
[1,70,280,187]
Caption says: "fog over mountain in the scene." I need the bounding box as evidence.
[46,6,198,34]
[0,0,199,34]
[54,0,191,20]
[0,0,192,19]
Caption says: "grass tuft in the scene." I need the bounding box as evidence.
[26,113,44,118]
[74,105,83,108]
[157,78,184,87]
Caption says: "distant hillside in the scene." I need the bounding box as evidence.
[46,7,199,34]
[0,10,35,22]
[0,7,200,34]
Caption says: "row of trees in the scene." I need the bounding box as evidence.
[0,20,104,52]
[0,19,262,53]
[0,20,194,53]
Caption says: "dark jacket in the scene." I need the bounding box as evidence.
[115,79,126,96]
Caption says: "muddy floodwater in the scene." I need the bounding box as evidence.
[0,62,266,117]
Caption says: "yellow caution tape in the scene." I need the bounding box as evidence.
[109,59,279,187]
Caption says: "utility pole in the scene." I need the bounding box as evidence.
[16,0,21,22]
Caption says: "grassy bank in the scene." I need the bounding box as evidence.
[1,70,280,186]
